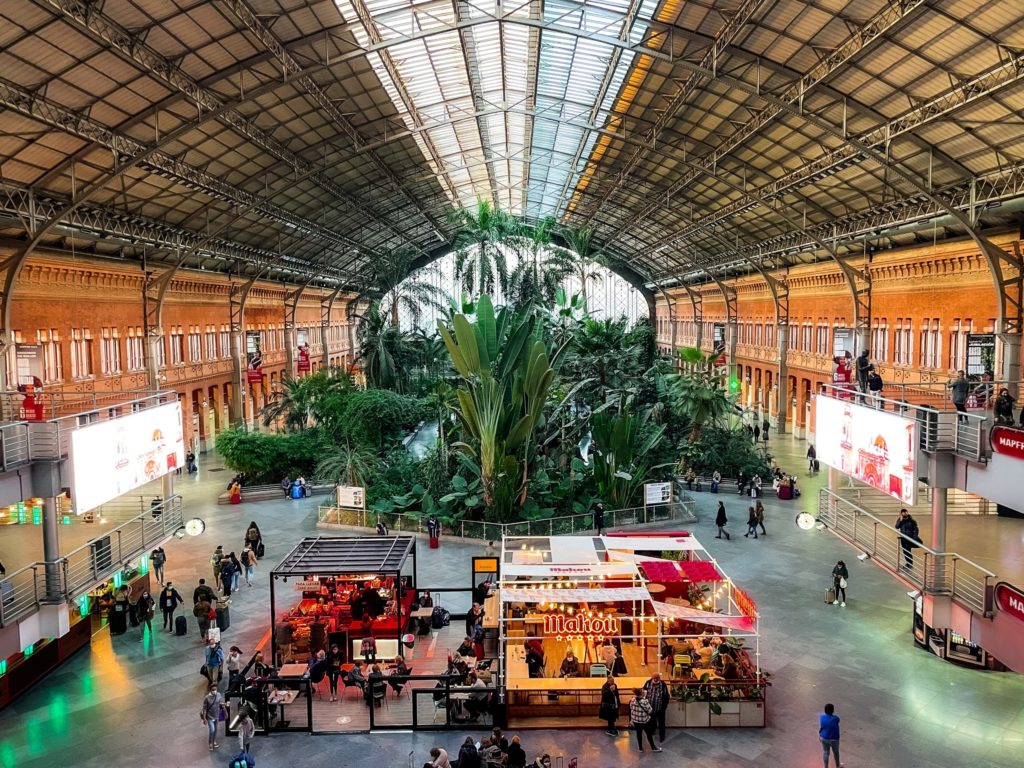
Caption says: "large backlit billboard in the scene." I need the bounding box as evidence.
[814,396,918,504]
[71,402,185,513]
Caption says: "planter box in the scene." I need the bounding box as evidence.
[709,700,740,727]
[684,701,710,727]
[739,700,766,727]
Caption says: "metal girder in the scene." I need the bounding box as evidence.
[640,47,1024,253]
[222,0,446,242]
[0,78,378,262]
[577,0,770,227]
[344,0,462,202]
[321,288,342,370]
[33,0,420,251]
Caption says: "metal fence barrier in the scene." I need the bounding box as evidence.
[817,488,993,615]
[318,498,697,541]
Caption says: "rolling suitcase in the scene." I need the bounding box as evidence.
[825,587,836,604]
[813,459,820,472]
[217,605,230,632]
[175,615,188,636]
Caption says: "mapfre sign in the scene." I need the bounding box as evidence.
[990,427,1024,461]
[543,614,620,637]
[995,582,1024,624]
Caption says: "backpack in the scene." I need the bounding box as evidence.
[241,550,251,567]
[472,623,485,643]
[430,606,450,629]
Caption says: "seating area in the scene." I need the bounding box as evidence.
[216,483,332,505]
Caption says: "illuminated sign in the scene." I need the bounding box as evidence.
[995,582,1024,624]
[70,402,185,513]
[991,426,1024,461]
[814,396,917,505]
[543,614,620,638]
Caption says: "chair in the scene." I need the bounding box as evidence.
[588,663,608,677]
[672,654,692,678]
[389,666,412,697]
[371,680,388,709]
[341,675,363,701]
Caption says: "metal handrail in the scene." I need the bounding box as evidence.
[817,489,994,614]
[0,495,185,628]
[317,498,697,540]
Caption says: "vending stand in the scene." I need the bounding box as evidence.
[498,533,766,728]
[269,536,417,666]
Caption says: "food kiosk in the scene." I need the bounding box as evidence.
[269,536,417,666]
[498,533,766,728]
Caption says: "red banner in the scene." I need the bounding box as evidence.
[297,345,311,373]
[732,586,758,620]
[991,426,1024,461]
[995,582,1024,623]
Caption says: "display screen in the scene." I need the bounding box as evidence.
[70,402,185,513]
[814,396,918,504]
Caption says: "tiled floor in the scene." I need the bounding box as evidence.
[0,442,1022,767]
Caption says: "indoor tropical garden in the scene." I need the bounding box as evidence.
[216,201,771,528]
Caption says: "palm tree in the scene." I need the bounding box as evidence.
[315,440,380,487]
[508,215,567,308]
[558,225,603,304]
[569,316,643,406]
[348,250,443,328]
[356,301,406,390]
[668,346,734,443]
[259,370,351,430]
[448,199,512,296]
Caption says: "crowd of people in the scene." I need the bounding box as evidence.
[424,729,549,768]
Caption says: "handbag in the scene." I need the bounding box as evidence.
[839,577,847,589]
[218,705,227,722]
[200,664,210,679]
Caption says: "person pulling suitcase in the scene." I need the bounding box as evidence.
[159,581,184,632]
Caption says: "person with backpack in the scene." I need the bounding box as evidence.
[628,688,658,752]
[220,557,237,598]
[150,546,166,583]
[159,581,183,632]
[204,641,225,684]
[229,552,243,592]
[244,522,263,557]
[241,545,258,588]
[194,597,214,642]
[200,682,223,751]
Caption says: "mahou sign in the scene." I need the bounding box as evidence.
[543,614,620,637]
[995,582,1024,624]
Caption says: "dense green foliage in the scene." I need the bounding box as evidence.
[217,202,771,524]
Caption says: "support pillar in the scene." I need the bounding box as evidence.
[229,325,245,426]
[931,486,948,553]
[776,324,789,434]
[999,331,1021,398]
[726,319,738,388]
[321,289,340,372]
[162,471,175,501]
[43,495,62,601]
[856,325,869,357]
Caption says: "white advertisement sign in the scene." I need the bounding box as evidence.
[814,396,918,504]
[644,482,672,505]
[70,402,185,513]
[337,485,365,509]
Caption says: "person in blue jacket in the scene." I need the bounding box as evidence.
[818,702,843,768]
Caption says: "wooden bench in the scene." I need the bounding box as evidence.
[216,483,333,505]
[680,476,781,498]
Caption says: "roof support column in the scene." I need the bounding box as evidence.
[283,285,302,379]
[229,278,257,428]
[321,289,340,371]
[997,242,1023,395]
[142,269,174,392]
[776,324,789,435]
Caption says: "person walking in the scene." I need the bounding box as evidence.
[204,641,225,685]
[244,522,263,557]
[226,645,244,690]
[593,502,606,535]
[628,688,658,753]
[135,589,155,638]
[715,501,731,540]
[818,702,843,768]
[807,444,817,472]
[949,370,969,421]
[831,560,848,608]
[762,416,770,443]
[229,552,242,592]
[194,596,214,642]
[642,671,669,744]
[200,682,223,751]
[599,674,621,736]
[150,546,166,583]
[220,556,237,598]
[895,508,920,570]
[237,709,255,755]
[755,499,767,536]
[193,578,216,606]
[744,506,759,539]
[159,581,183,632]
[211,546,224,590]
[753,423,760,443]
[241,544,257,588]
[867,368,884,409]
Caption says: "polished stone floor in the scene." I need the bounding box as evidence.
[0,437,1023,768]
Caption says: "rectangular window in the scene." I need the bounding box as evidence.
[99,328,121,375]
[188,327,202,362]
[169,328,184,365]
[871,319,888,363]
[815,324,829,356]
[801,323,812,353]
[205,327,217,360]
[220,327,231,359]
[919,319,941,369]
[39,329,63,383]
[126,327,145,372]
[894,319,913,365]
[754,323,762,346]
[69,328,94,379]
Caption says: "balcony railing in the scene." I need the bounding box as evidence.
[317,499,697,540]
[0,495,184,628]
[817,489,994,615]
